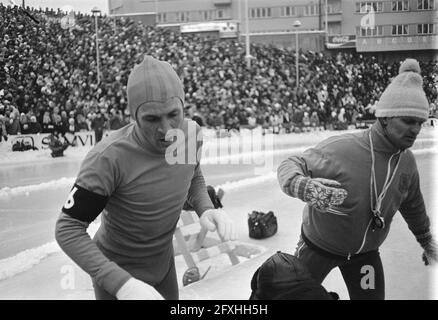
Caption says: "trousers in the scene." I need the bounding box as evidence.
[295,235,385,300]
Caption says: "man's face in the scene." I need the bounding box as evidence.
[385,116,425,150]
[136,98,184,152]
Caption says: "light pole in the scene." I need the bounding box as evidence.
[92,7,102,85]
[244,0,251,69]
[293,20,302,91]
[325,0,329,45]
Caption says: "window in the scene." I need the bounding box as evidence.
[281,6,296,17]
[200,10,214,21]
[217,9,224,19]
[392,24,408,35]
[305,4,319,16]
[250,7,272,18]
[358,1,383,13]
[157,13,167,23]
[418,23,434,34]
[358,25,383,36]
[392,0,409,11]
[175,12,190,22]
[418,0,435,9]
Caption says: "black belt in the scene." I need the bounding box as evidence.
[301,227,377,261]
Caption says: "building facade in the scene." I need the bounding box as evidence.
[108,0,438,60]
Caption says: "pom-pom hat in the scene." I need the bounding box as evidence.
[375,59,429,120]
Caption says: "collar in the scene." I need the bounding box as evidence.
[369,120,401,154]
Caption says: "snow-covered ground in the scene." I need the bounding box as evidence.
[0,127,437,300]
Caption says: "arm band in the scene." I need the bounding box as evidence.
[62,184,109,223]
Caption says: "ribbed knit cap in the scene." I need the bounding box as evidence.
[375,59,429,120]
[127,55,184,120]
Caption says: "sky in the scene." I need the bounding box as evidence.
[0,0,109,14]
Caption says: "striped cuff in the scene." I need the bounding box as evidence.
[289,175,311,201]
[415,230,433,248]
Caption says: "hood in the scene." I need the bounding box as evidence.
[127,55,184,122]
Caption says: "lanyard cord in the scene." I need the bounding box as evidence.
[369,131,402,217]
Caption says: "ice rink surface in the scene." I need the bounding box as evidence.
[0,128,436,300]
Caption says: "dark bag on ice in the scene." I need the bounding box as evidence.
[249,251,339,300]
[248,210,277,239]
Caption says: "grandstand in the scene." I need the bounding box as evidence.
[0,2,437,140]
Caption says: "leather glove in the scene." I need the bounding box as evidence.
[116,278,164,300]
[200,209,237,241]
[289,176,348,212]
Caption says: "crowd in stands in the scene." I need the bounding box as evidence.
[1,3,437,143]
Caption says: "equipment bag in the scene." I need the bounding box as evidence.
[248,210,277,239]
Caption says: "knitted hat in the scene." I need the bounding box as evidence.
[375,59,429,120]
[127,55,184,121]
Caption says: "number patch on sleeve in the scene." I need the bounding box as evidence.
[62,184,109,223]
[64,187,78,210]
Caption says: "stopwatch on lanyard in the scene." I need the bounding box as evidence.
[369,131,402,231]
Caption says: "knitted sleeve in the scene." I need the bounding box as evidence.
[399,165,431,248]
[186,163,215,217]
[277,146,337,197]
[55,148,131,296]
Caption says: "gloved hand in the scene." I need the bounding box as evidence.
[200,209,237,241]
[289,176,348,212]
[422,240,438,266]
[116,278,164,300]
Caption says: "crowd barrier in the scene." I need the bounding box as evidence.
[0,131,95,154]
[0,119,435,155]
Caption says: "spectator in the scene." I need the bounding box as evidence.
[76,113,90,132]
[42,111,55,133]
[52,113,64,135]
[108,108,123,131]
[337,108,348,130]
[48,131,69,157]
[67,118,76,134]
[310,111,320,128]
[0,115,7,142]
[302,112,311,129]
[6,112,20,135]
[364,99,377,120]
[19,113,31,134]
[91,111,106,143]
[28,115,42,134]
[0,4,436,133]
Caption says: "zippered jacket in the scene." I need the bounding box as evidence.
[278,121,430,257]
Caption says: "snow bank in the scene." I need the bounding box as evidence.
[1,128,435,167]
[0,222,100,281]
[0,177,75,200]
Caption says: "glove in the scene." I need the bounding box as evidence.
[422,240,438,266]
[415,231,438,266]
[289,176,348,212]
[200,209,237,241]
[116,278,164,300]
